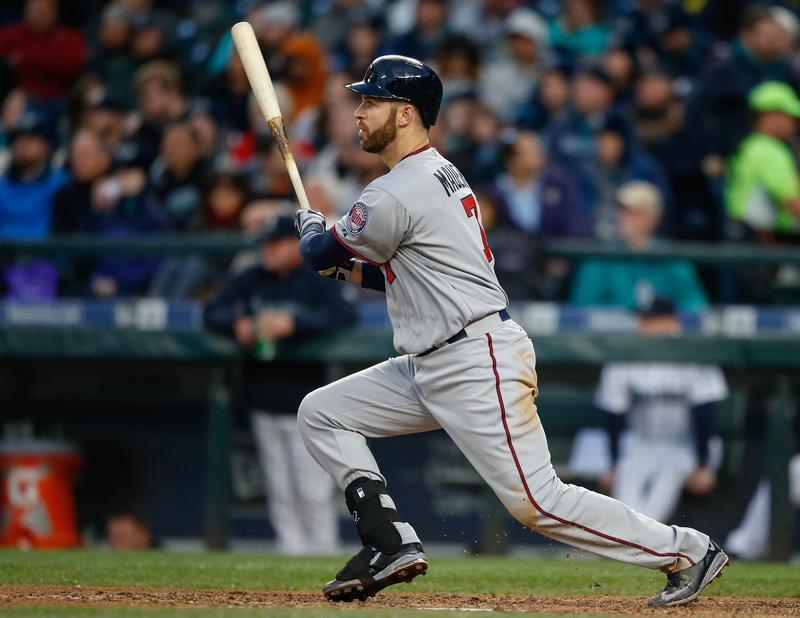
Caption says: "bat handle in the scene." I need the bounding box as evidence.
[286,160,312,212]
[267,117,312,211]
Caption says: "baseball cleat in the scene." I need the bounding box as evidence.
[323,542,428,602]
[647,539,729,607]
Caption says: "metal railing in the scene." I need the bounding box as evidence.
[3,234,800,264]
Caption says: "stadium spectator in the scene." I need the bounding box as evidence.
[632,66,708,239]
[203,39,251,137]
[87,3,138,107]
[308,0,381,55]
[601,46,637,108]
[1,88,28,149]
[335,10,384,79]
[465,102,504,184]
[571,180,708,311]
[595,296,728,523]
[725,81,800,244]
[0,110,66,240]
[686,5,799,168]
[588,113,672,240]
[491,129,588,238]
[130,11,175,66]
[450,0,518,48]
[649,6,711,82]
[196,171,249,232]
[517,62,572,131]
[148,122,208,231]
[132,60,190,166]
[204,213,357,555]
[247,136,295,201]
[433,34,482,103]
[51,128,113,233]
[475,189,537,300]
[0,0,87,103]
[0,109,65,300]
[545,64,625,207]
[82,162,165,297]
[480,8,550,123]
[385,0,450,63]
[146,167,247,297]
[250,2,327,122]
[80,93,130,157]
[547,0,609,59]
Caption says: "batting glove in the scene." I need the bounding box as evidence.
[320,259,356,282]
[294,208,326,238]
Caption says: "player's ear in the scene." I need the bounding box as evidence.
[397,103,415,128]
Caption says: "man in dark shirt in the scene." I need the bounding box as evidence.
[204,213,356,554]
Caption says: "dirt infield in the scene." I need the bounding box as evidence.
[2,585,799,615]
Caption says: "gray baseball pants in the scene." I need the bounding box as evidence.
[298,317,709,572]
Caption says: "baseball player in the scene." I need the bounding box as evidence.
[293,55,728,607]
[596,296,728,523]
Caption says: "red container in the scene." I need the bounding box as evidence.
[0,441,84,548]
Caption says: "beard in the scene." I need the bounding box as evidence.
[360,106,398,153]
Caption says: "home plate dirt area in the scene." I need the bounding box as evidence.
[2,586,799,615]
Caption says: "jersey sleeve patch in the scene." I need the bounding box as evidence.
[344,201,368,236]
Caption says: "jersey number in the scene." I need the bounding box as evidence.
[460,194,493,262]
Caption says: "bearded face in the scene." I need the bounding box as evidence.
[358,101,399,153]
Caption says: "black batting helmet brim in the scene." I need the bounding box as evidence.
[345,81,401,101]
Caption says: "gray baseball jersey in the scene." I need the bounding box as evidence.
[332,145,507,354]
[300,144,710,578]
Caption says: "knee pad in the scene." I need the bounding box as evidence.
[344,477,402,553]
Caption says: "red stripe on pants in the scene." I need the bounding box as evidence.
[485,332,695,566]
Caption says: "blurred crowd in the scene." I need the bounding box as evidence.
[3,0,800,305]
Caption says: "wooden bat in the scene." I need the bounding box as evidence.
[231,21,311,211]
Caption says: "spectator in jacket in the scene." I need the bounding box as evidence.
[725,81,800,243]
[546,64,627,208]
[147,121,208,231]
[588,113,672,240]
[51,127,112,233]
[0,0,86,102]
[0,110,66,239]
[205,213,356,554]
[492,129,589,238]
[571,180,708,311]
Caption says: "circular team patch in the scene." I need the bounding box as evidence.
[346,201,368,235]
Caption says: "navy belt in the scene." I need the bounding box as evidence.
[417,309,510,357]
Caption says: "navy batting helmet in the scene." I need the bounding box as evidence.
[344,55,443,128]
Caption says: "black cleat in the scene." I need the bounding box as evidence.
[323,542,428,602]
[647,539,729,607]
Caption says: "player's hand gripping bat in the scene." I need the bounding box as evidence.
[231,21,312,211]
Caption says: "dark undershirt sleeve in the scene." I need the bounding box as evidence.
[690,401,715,467]
[361,263,386,293]
[300,227,354,271]
[602,409,625,465]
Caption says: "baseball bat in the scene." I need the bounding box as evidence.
[231,21,311,211]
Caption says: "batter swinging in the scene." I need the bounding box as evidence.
[293,55,728,608]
